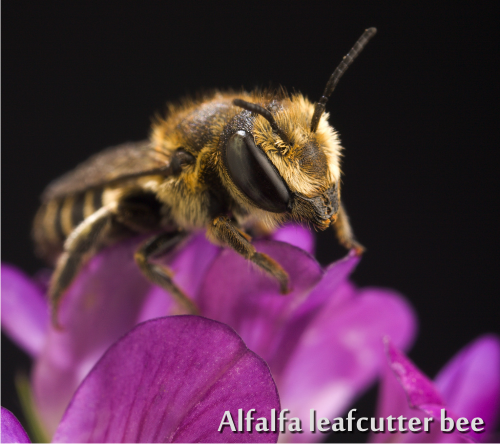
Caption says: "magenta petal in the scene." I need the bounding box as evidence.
[372,340,474,443]
[292,251,360,318]
[1,264,48,357]
[53,316,280,443]
[137,233,219,322]
[159,232,220,300]
[271,224,315,255]
[268,254,360,381]
[33,233,219,436]
[371,345,422,443]
[386,339,443,408]
[1,407,31,443]
[434,335,500,441]
[198,240,323,363]
[32,238,153,435]
[279,288,416,442]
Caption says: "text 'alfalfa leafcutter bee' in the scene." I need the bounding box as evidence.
[33,28,377,325]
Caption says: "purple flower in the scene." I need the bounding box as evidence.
[197,240,416,442]
[2,225,416,442]
[2,233,221,436]
[1,407,31,443]
[371,336,500,443]
[2,316,280,443]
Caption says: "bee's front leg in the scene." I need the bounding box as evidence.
[134,231,198,315]
[208,216,289,293]
[332,203,365,254]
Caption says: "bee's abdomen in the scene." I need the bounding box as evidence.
[33,188,103,263]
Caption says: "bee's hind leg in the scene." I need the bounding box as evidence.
[134,231,199,315]
[208,216,289,293]
[50,205,114,327]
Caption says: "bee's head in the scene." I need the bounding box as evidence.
[220,27,376,229]
[220,95,341,230]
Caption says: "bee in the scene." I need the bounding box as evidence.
[33,28,376,325]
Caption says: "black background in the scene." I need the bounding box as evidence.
[2,1,500,440]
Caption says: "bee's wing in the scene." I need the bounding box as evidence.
[42,141,172,201]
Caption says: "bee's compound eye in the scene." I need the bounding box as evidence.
[225,130,290,213]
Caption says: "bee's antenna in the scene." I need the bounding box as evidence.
[233,99,290,145]
[310,27,377,133]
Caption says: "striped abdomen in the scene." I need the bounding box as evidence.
[33,188,103,263]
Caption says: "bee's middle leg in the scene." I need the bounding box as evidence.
[134,232,199,315]
[208,216,289,293]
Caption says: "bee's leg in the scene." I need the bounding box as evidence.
[50,205,114,326]
[134,232,199,315]
[208,216,289,293]
[333,203,365,254]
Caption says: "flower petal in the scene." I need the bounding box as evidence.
[1,407,31,443]
[198,240,323,364]
[137,232,219,323]
[267,253,361,382]
[280,287,416,442]
[53,316,280,443]
[385,338,443,407]
[33,233,217,437]
[270,224,315,255]
[370,344,423,443]
[292,251,360,318]
[434,335,500,442]
[372,339,475,443]
[1,264,48,357]
[32,238,152,435]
